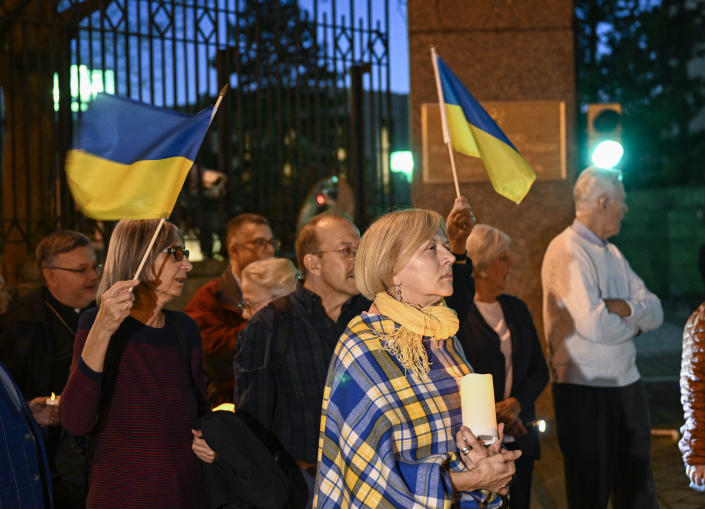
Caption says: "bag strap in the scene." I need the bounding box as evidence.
[268,295,292,427]
[269,296,292,375]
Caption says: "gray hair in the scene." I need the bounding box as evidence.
[241,257,300,301]
[466,224,510,272]
[573,167,623,215]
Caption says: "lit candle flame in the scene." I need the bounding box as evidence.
[50,392,56,401]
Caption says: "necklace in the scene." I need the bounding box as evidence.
[44,300,77,337]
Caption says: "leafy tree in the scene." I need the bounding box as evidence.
[575,0,705,187]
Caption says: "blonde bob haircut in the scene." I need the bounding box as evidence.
[466,224,511,273]
[355,209,446,300]
[241,257,300,301]
[97,219,182,305]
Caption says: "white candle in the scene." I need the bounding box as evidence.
[459,373,498,445]
[45,392,59,406]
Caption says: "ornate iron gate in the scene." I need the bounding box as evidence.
[0,0,392,258]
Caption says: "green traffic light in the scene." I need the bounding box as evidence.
[390,150,414,183]
[591,140,624,169]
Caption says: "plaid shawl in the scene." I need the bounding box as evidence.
[314,312,503,509]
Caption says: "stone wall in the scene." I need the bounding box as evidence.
[409,0,577,417]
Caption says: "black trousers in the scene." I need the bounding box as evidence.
[552,381,658,509]
[504,441,534,509]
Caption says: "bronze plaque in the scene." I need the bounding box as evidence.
[421,101,566,183]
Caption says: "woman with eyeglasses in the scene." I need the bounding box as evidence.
[60,219,208,508]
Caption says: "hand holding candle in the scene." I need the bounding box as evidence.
[45,392,60,406]
[459,373,498,445]
[29,395,60,426]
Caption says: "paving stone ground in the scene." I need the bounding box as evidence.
[530,320,705,508]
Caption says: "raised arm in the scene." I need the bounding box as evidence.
[80,280,138,371]
[60,280,137,435]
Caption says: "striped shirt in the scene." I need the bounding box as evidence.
[60,309,206,508]
[314,312,503,509]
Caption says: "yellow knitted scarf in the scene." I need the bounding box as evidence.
[373,291,459,377]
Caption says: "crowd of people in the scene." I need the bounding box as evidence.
[0,166,677,509]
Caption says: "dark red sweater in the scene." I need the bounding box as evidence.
[60,309,207,508]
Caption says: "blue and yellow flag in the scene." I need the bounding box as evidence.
[435,55,536,204]
[66,93,213,219]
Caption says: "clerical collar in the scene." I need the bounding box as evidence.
[43,286,80,314]
[43,286,83,337]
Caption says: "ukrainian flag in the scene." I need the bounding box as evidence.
[436,56,536,204]
[66,93,213,219]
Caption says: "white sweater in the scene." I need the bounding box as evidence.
[541,222,663,387]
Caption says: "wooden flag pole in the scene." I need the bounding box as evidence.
[130,85,229,282]
[430,46,461,199]
[210,84,229,124]
[132,218,166,281]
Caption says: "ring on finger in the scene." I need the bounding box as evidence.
[460,446,470,455]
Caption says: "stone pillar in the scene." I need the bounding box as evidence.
[409,0,576,417]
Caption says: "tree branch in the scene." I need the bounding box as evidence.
[56,0,106,25]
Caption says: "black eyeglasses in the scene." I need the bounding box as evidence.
[161,246,190,261]
[241,238,281,251]
[45,263,103,275]
[310,246,358,259]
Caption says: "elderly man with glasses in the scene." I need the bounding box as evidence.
[185,213,280,406]
[0,229,100,508]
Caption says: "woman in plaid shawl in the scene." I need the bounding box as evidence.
[314,208,520,509]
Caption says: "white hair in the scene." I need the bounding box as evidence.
[573,167,623,214]
[241,257,300,301]
[465,224,510,272]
